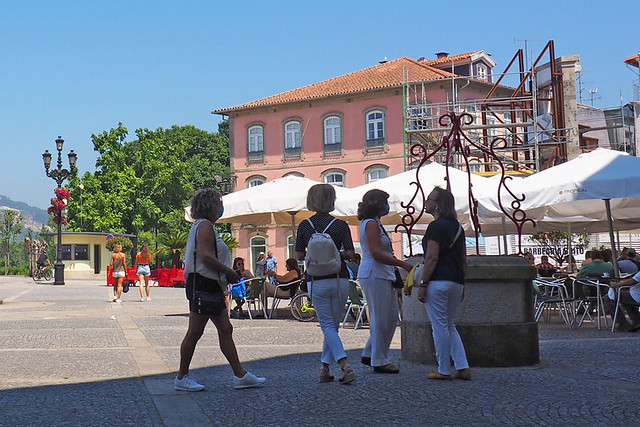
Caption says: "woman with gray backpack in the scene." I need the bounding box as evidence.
[295,184,356,384]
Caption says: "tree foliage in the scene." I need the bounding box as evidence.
[105,235,134,252]
[530,231,589,266]
[0,210,24,274]
[65,124,229,242]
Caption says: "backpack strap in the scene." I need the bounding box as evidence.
[306,217,337,234]
[322,218,337,233]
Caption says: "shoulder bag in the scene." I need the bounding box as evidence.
[192,221,226,316]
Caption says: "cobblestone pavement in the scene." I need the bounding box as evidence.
[1,275,639,426]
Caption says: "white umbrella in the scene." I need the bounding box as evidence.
[333,162,499,239]
[185,176,350,239]
[477,148,640,271]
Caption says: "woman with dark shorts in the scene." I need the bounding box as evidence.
[175,188,266,391]
[417,187,471,381]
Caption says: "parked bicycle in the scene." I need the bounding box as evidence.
[290,291,316,322]
[32,265,53,281]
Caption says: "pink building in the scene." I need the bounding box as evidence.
[213,54,499,273]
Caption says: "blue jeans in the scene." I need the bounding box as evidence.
[425,280,469,375]
[310,277,349,364]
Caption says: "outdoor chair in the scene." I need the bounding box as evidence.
[269,278,303,319]
[532,279,575,328]
[610,285,640,332]
[342,279,368,329]
[572,276,610,329]
[242,277,267,319]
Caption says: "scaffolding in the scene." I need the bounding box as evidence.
[404,41,571,174]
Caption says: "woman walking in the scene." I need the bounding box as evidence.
[110,243,127,302]
[295,184,356,384]
[417,187,471,381]
[175,188,266,391]
[357,189,412,374]
[136,243,153,302]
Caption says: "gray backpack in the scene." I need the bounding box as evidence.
[305,218,341,276]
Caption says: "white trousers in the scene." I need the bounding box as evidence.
[425,280,469,375]
[310,278,349,364]
[359,278,398,367]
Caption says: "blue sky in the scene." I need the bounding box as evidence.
[1,0,637,209]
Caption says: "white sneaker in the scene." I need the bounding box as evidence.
[233,371,266,389]
[115,299,121,303]
[146,296,151,301]
[140,297,144,302]
[112,296,117,302]
[174,375,205,392]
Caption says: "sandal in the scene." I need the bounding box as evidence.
[338,365,356,384]
[373,364,400,374]
[427,371,453,380]
[318,367,334,383]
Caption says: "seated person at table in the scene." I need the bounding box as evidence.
[581,251,593,267]
[617,249,640,275]
[577,250,614,278]
[536,255,557,277]
[231,257,254,316]
[606,270,640,332]
[523,251,535,267]
[264,258,301,305]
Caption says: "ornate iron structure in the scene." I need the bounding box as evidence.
[42,136,77,285]
[396,112,535,256]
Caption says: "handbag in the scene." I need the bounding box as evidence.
[192,221,226,316]
[392,268,404,289]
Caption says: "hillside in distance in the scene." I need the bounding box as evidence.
[0,195,49,231]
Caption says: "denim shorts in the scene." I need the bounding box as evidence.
[137,264,151,276]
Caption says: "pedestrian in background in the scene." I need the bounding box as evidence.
[110,243,127,303]
[136,243,153,302]
[357,189,412,374]
[296,184,356,384]
[417,187,471,381]
[175,188,266,392]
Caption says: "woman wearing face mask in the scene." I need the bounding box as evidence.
[357,189,413,374]
[175,188,266,392]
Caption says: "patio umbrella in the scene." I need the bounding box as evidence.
[185,176,350,240]
[333,161,497,233]
[477,148,640,270]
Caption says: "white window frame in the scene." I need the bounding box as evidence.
[247,176,266,187]
[366,167,387,183]
[323,171,345,187]
[248,125,264,153]
[284,120,301,149]
[366,110,385,140]
[249,235,267,272]
[324,116,342,146]
[286,235,295,259]
[475,63,487,80]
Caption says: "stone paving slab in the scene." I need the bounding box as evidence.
[1,275,639,426]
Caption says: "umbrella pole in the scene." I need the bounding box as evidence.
[567,223,573,273]
[289,212,298,244]
[604,199,621,278]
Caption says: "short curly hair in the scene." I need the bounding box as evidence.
[190,188,223,220]
[357,189,389,220]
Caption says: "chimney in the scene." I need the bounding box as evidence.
[435,52,449,59]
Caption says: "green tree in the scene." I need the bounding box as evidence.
[65,124,229,238]
[157,231,188,267]
[530,231,589,266]
[0,210,24,274]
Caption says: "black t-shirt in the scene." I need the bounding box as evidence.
[421,216,465,284]
[37,253,48,266]
[295,213,354,280]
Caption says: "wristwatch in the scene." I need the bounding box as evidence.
[419,280,428,287]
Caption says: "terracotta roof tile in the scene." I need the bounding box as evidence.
[421,51,482,66]
[213,57,451,114]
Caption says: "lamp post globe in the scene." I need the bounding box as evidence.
[42,136,77,286]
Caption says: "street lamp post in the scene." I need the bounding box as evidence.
[42,136,77,286]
